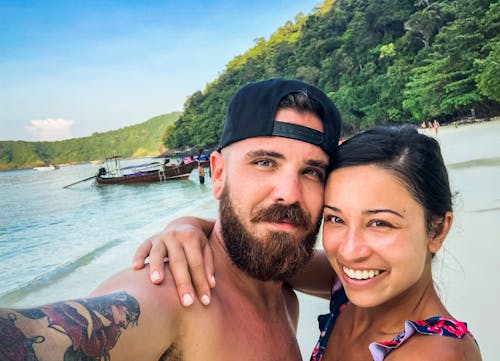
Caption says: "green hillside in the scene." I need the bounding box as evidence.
[0,112,180,170]
[165,0,499,148]
[3,0,498,170]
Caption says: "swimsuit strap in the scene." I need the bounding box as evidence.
[310,279,349,361]
[310,283,475,361]
[369,316,470,361]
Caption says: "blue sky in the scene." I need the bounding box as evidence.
[0,0,318,141]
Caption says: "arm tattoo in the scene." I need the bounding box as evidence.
[1,292,140,361]
[0,312,44,361]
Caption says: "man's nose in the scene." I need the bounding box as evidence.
[272,170,303,205]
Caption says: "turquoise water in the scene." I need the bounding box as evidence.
[0,160,217,305]
[1,120,499,360]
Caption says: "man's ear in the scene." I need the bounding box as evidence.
[210,151,225,199]
[428,211,453,254]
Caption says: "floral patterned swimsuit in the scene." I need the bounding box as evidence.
[310,280,472,361]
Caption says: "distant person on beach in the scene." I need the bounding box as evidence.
[433,119,440,135]
[0,78,341,360]
[197,162,205,184]
[136,126,482,360]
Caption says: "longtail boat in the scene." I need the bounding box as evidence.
[95,156,203,185]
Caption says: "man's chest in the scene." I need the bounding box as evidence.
[176,306,302,361]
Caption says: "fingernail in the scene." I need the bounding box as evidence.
[200,295,210,306]
[151,271,161,282]
[210,275,216,287]
[182,294,194,306]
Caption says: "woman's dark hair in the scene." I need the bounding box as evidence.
[331,125,452,233]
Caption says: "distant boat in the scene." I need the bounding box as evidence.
[181,153,210,168]
[95,156,206,185]
[33,164,59,171]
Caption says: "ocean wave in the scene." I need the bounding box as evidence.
[0,238,125,306]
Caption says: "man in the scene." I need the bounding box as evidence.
[0,78,341,360]
[197,162,206,184]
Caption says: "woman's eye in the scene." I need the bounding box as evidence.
[370,220,392,228]
[325,215,343,224]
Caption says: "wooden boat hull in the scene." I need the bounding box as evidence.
[198,160,210,168]
[96,162,198,185]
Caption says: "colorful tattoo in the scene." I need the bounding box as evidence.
[0,312,44,361]
[3,292,140,361]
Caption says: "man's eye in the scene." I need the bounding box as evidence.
[255,159,273,167]
[304,168,325,181]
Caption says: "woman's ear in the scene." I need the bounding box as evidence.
[210,151,225,199]
[428,211,453,254]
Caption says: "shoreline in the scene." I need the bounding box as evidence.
[431,115,498,130]
[417,116,500,138]
[2,116,498,172]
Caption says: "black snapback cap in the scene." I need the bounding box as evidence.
[218,78,342,157]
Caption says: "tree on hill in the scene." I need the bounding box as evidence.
[164,0,499,149]
[0,113,180,170]
[3,0,499,170]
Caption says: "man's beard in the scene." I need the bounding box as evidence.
[219,186,320,282]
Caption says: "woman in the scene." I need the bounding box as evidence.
[134,125,481,360]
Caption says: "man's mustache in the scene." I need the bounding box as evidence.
[251,203,311,228]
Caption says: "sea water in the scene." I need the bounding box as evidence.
[1,120,499,360]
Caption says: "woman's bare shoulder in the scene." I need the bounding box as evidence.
[385,332,482,361]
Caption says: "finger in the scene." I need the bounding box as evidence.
[148,242,168,284]
[132,237,153,270]
[168,243,196,307]
[203,245,216,288]
[183,240,211,306]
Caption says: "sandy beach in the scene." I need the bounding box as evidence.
[1,119,498,360]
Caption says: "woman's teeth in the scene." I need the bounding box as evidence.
[343,267,380,280]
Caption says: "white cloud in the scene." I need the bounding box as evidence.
[25,118,75,141]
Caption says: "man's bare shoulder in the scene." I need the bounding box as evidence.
[0,266,187,361]
[91,264,182,309]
